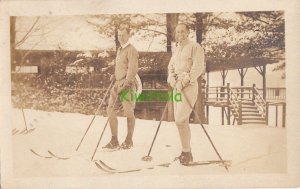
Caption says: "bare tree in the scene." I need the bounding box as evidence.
[11,16,63,70]
[86,14,167,51]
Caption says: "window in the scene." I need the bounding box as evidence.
[155,80,168,89]
[143,80,153,89]
[65,66,88,74]
[15,66,38,73]
[275,89,280,96]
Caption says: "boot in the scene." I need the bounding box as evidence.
[178,151,193,165]
[102,136,120,150]
[120,139,133,149]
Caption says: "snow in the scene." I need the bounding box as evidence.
[11,108,286,178]
[98,51,110,58]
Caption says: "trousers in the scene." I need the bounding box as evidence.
[173,83,198,152]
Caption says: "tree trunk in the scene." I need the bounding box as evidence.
[114,27,120,51]
[10,16,16,71]
[195,13,203,44]
[194,13,206,124]
[166,13,179,121]
[166,13,178,52]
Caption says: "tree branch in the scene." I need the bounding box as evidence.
[238,13,269,24]
[15,17,40,48]
[138,28,167,36]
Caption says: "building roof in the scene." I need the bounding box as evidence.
[14,50,282,74]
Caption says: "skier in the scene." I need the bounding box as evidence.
[167,23,205,165]
[102,23,139,150]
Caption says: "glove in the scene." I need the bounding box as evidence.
[177,72,190,86]
[176,72,190,91]
[175,72,190,91]
[175,81,184,91]
[167,73,177,88]
[110,74,115,82]
[181,72,190,86]
[169,76,177,88]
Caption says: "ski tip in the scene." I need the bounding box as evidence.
[12,130,19,135]
[30,149,52,159]
[94,161,114,174]
[19,129,27,134]
[25,128,36,134]
[98,160,116,171]
[48,150,70,160]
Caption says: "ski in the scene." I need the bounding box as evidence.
[94,161,114,174]
[30,149,52,159]
[12,129,19,135]
[23,128,36,134]
[12,128,35,135]
[19,129,27,134]
[94,160,171,174]
[98,160,116,171]
[185,160,231,167]
[48,150,70,160]
[95,161,165,174]
[98,159,170,171]
[94,159,231,173]
[95,161,142,173]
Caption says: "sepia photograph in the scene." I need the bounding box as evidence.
[0,0,299,188]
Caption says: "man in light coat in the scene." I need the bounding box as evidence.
[167,23,205,164]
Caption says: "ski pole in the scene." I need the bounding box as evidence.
[142,102,168,161]
[91,94,119,161]
[181,90,229,171]
[76,81,114,151]
[20,108,28,134]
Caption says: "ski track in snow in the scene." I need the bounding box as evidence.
[11,108,287,177]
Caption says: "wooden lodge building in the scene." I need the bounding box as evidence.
[11,49,286,127]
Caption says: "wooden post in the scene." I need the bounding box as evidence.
[282,103,286,128]
[221,76,225,125]
[221,70,226,100]
[221,69,226,86]
[266,102,269,125]
[221,107,224,125]
[262,65,266,100]
[227,83,230,102]
[206,84,209,124]
[142,107,147,120]
[220,71,225,125]
[276,105,278,127]
[227,108,231,125]
[252,84,256,103]
[240,68,244,99]
[238,101,242,125]
[206,105,209,124]
[206,72,210,124]
[207,72,210,86]
[227,83,230,125]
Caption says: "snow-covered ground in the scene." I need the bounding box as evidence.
[11,108,286,178]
